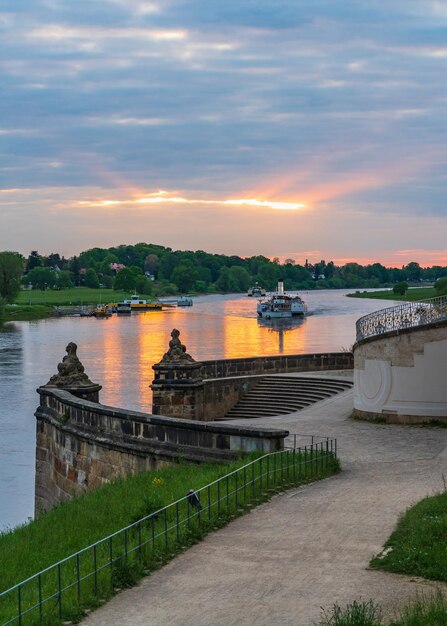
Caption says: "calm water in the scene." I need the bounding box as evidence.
[0,290,394,530]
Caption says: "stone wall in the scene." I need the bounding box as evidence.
[151,352,354,420]
[201,352,354,379]
[353,321,447,424]
[35,386,288,515]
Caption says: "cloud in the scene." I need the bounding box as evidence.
[1,0,447,263]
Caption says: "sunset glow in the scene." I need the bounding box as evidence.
[78,192,306,211]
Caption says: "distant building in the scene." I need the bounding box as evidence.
[110,263,126,272]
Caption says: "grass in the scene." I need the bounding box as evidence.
[318,594,447,626]
[0,449,339,625]
[15,287,153,307]
[1,304,54,322]
[370,491,447,581]
[347,287,437,302]
[0,288,156,322]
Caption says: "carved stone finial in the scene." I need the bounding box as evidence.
[160,329,195,363]
[44,342,95,387]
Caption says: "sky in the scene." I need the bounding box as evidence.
[1,0,447,267]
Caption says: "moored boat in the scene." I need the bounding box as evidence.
[123,295,163,311]
[248,283,266,297]
[177,296,193,307]
[93,304,111,318]
[116,302,132,314]
[257,280,307,319]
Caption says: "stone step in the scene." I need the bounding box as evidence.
[222,375,353,420]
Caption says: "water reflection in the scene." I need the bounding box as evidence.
[0,289,400,529]
[256,317,306,353]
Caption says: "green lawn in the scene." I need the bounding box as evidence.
[0,450,339,624]
[370,491,447,581]
[15,287,153,306]
[347,287,437,302]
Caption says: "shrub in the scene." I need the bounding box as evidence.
[434,276,447,295]
[392,281,408,296]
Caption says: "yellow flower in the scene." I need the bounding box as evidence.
[152,477,165,487]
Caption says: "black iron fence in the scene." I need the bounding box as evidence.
[0,439,337,626]
[356,295,447,342]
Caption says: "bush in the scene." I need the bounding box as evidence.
[392,281,408,296]
[434,276,447,295]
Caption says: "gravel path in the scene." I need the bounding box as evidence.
[83,377,447,625]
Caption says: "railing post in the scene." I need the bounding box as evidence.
[57,563,62,620]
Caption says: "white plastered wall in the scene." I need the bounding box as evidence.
[354,335,447,417]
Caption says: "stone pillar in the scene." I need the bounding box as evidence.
[151,329,206,420]
[35,342,102,516]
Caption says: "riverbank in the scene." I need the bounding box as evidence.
[347,286,437,302]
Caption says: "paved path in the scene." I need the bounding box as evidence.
[84,375,447,625]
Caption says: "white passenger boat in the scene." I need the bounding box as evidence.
[177,296,193,307]
[247,283,266,297]
[257,280,307,319]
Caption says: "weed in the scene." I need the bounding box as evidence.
[319,599,382,626]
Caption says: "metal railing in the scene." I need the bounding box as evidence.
[356,295,447,342]
[0,439,337,626]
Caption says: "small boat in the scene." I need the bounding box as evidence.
[177,296,193,307]
[116,302,131,314]
[93,304,111,318]
[248,283,266,297]
[257,280,307,319]
[123,295,163,311]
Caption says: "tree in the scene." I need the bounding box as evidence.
[0,252,24,308]
[84,268,100,289]
[144,254,160,277]
[113,268,136,291]
[172,264,197,292]
[25,251,42,272]
[56,271,74,289]
[434,276,447,295]
[393,281,408,296]
[135,276,153,295]
[404,262,422,282]
[24,266,57,290]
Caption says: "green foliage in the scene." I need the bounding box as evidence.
[13,244,447,296]
[319,599,382,625]
[434,276,447,295]
[370,491,447,581]
[84,268,100,289]
[392,281,408,296]
[389,592,447,626]
[113,267,136,291]
[0,451,339,624]
[55,270,74,289]
[24,266,57,290]
[0,251,24,307]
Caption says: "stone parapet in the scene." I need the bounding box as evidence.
[35,386,288,514]
[200,352,353,379]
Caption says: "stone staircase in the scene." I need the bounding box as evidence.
[220,376,353,420]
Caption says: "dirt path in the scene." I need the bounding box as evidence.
[83,382,447,625]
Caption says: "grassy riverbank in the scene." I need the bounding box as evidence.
[1,288,155,322]
[347,287,437,302]
[15,287,151,307]
[0,451,339,624]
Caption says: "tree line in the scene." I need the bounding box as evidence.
[1,244,447,310]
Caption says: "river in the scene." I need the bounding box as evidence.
[0,289,393,531]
